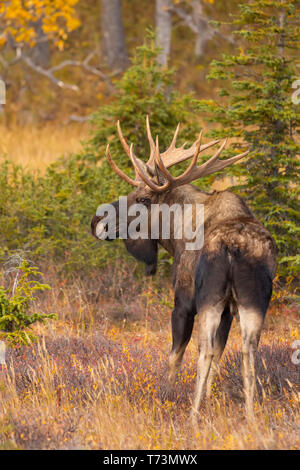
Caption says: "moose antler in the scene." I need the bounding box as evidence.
[106,117,249,191]
[106,144,139,187]
[145,115,221,171]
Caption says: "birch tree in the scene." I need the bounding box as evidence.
[100,0,129,71]
[155,0,172,66]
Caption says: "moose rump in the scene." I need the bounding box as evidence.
[192,220,275,416]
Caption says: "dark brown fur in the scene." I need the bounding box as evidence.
[91,181,277,419]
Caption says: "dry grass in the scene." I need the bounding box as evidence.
[0,123,91,171]
[0,265,299,450]
[0,123,299,449]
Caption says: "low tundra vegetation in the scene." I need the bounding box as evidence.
[0,263,299,450]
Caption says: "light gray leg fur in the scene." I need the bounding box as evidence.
[239,307,264,419]
[191,301,225,418]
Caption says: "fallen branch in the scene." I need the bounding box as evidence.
[23,56,79,91]
[48,51,116,92]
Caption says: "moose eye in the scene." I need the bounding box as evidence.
[137,197,150,205]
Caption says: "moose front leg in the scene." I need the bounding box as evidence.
[168,291,196,384]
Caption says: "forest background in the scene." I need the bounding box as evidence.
[0,0,299,451]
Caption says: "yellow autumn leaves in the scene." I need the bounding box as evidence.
[0,0,80,50]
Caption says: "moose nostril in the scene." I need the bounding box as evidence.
[91,215,100,232]
[95,222,108,240]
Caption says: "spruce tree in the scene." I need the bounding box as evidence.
[198,0,300,279]
[87,30,201,198]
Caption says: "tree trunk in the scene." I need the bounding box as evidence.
[30,19,50,68]
[100,0,129,71]
[155,0,172,66]
[192,0,211,59]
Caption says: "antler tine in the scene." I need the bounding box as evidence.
[155,131,203,188]
[146,115,156,169]
[129,143,168,192]
[155,135,174,184]
[169,140,249,188]
[117,120,131,158]
[212,137,228,160]
[161,127,221,169]
[179,138,229,183]
[174,130,203,181]
[106,144,139,187]
[190,137,228,176]
[204,149,249,175]
[117,120,141,164]
[192,145,249,180]
[168,123,181,150]
[117,120,145,181]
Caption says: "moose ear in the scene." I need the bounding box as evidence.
[154,162,168,187]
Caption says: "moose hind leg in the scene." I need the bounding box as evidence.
[192,250,230,415]
[168,291,195,384]
[233,260,272,418]
[239,307,265,418]
[206,305,233,398]
[192,301,225,416]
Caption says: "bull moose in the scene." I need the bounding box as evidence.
[91,117,277,419]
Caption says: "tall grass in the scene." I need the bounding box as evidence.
[0,265,299,450]
[0,123,91,171]
[0,122,299,450]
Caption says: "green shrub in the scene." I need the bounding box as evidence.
[0,260,56,346]
[0,32,204,275]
